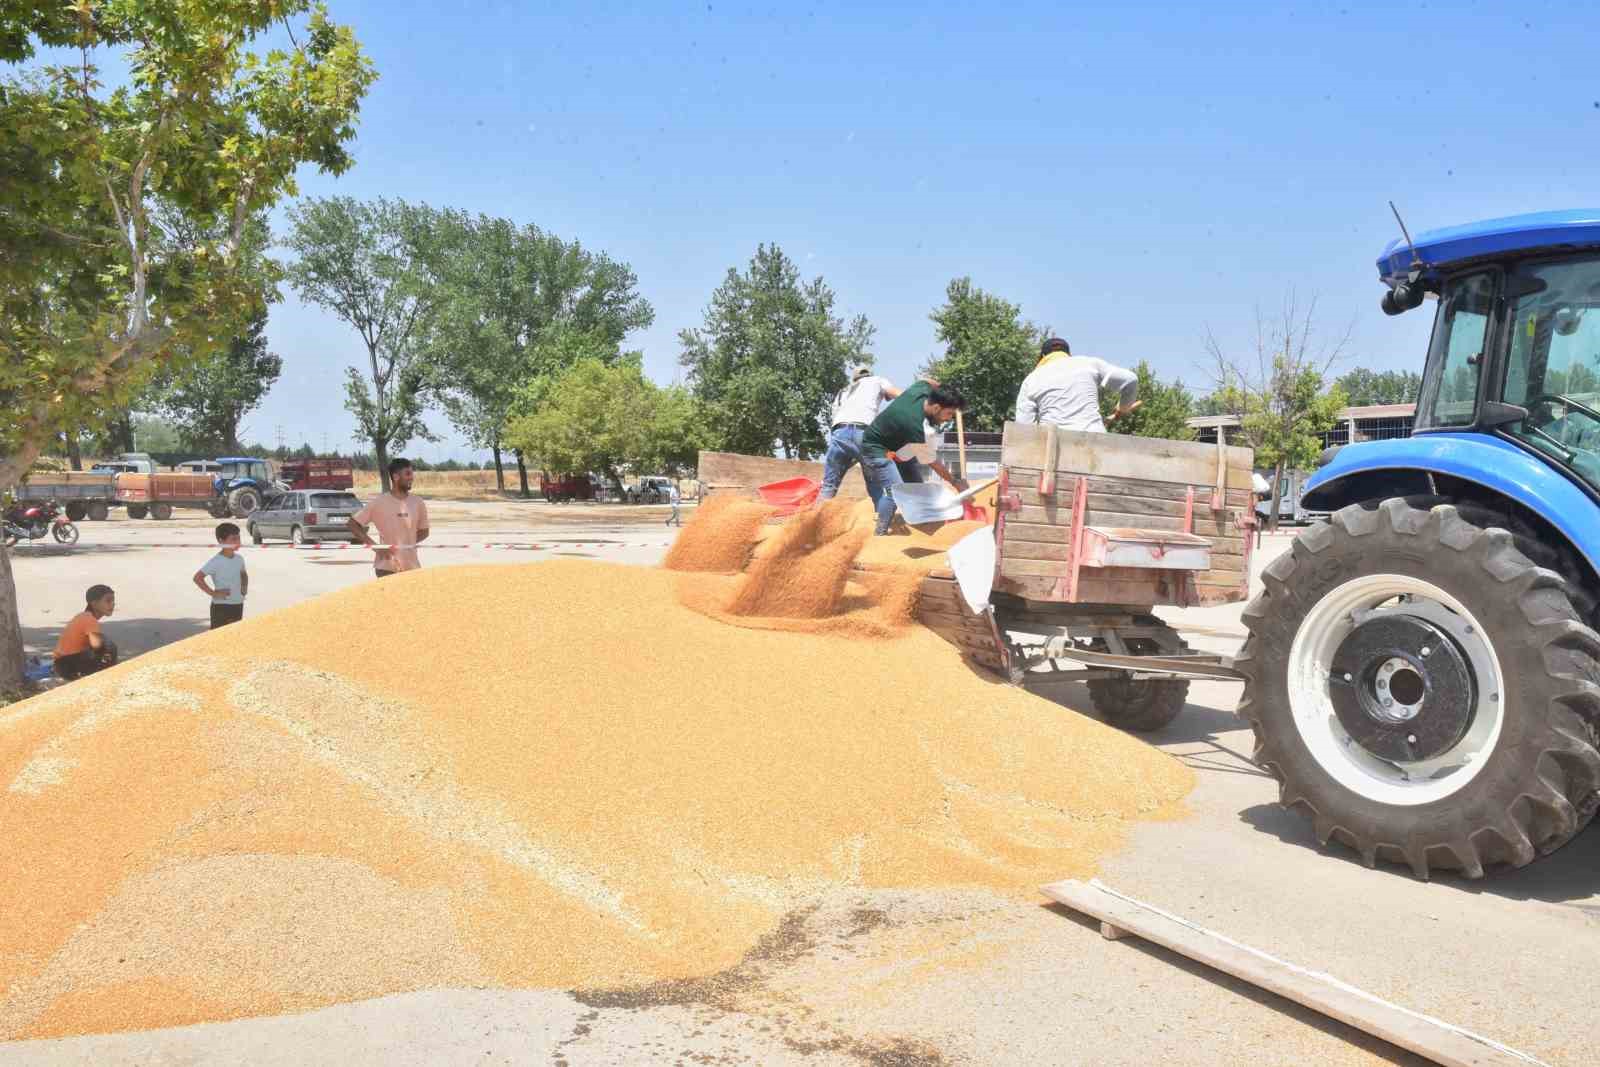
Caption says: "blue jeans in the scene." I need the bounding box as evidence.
[820,426,886,509]
[862,454,925,534]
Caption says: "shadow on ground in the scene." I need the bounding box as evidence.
[1238,801,1600,904]
[23,616,210,659]
[1025,678,1269,779]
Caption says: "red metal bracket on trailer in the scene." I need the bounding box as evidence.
[1065,476,1089,603]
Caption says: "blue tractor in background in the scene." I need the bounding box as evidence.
[1238,210,1600,878]
[212,457,278,518]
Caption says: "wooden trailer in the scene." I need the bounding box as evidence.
[915,423,1257,731]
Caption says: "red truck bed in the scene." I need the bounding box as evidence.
[279,459,355,490]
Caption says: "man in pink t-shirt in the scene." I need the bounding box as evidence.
[347,458,431,578]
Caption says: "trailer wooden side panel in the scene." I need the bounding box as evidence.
[994,427,1255,607]
[915,576,1006,673]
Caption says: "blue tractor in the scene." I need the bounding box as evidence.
[1239,210,1600,878]
[212,457,278,518]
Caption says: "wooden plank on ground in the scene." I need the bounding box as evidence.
[1040,880,1549,1067]
[1001,424,1254,484]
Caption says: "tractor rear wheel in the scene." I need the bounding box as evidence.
[228,486,262,518]
[1237,498,1600,878]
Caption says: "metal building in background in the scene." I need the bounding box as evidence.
[1188,403,1417,448]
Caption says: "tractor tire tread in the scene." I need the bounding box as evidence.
[1236,496,1600,879]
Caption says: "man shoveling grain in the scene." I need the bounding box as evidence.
[347,458,430,579]
[860,381,969,535]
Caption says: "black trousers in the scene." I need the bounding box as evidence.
[54,643,117,680]
[210,602,245,629]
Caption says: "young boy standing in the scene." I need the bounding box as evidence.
[194,522,248,628]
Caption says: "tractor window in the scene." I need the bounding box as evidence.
[1499,256,1600,487]
[1416,272,1495,429]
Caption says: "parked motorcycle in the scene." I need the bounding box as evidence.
[2,501,79,547]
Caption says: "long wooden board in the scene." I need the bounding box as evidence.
[1041,880,1548,1067]
[1006,470,1256,506]
[1001,424,1254,484]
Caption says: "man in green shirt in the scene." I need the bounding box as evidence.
[860,381,969,534]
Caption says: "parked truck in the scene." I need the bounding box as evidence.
[13,471,117,521]
[278,457,355,491]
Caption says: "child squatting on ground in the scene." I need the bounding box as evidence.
[53,584,118,680]
[194,522,248,629]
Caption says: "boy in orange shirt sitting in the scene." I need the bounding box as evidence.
[53,584,118,680]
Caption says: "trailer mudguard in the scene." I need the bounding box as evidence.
[1303,433,1600,574]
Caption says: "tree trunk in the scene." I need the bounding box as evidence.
[375,437,391,494]
[0,544,24,698]
[1267,459,1285,533]
[0,438,42,697]
[66,433,83,472]
[514,450,531,498]
[492,440,505,493]
[111,413,135,453]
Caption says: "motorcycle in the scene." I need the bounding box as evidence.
[2,501,78,547]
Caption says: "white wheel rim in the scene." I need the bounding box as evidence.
[1286,573,1505,806]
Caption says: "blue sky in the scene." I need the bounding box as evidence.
[245,0,1600,460]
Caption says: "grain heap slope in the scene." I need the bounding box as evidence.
[0,559,1192,1041]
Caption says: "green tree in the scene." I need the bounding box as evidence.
[1206,294,1351,530]
[417,211,652,495]
[642,385,715,478]
[1334,368,1421,407]
[504,356,657,481]
[1102,362,1196,441]
[679,244,873,459]
[149,304,282,453]
[0,0,373,693]
[922,278,1043,431]
[284,197,441,492]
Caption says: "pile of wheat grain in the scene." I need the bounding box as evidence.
[0,545,1190,1040]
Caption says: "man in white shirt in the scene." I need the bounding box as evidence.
[1014,338,1138,432]
[819,365,902,504]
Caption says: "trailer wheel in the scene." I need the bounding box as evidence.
[1237,498,1600,878]
[151,503,173,521]
[87,502,108,522]
[1086,676,1190,732]
[126,504,148,520]
[65,502,87,522]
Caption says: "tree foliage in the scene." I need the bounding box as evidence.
[284,196,440,492]
[679,244,873,459]
[0,0,373,692]
[1206,294,1350,530]
[1102,362,1195,441]
[504,357,710,480]
[148,303,282,452]
[921,278,1043,432]
[1335,367,1421,407]
[415,211,653,490]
